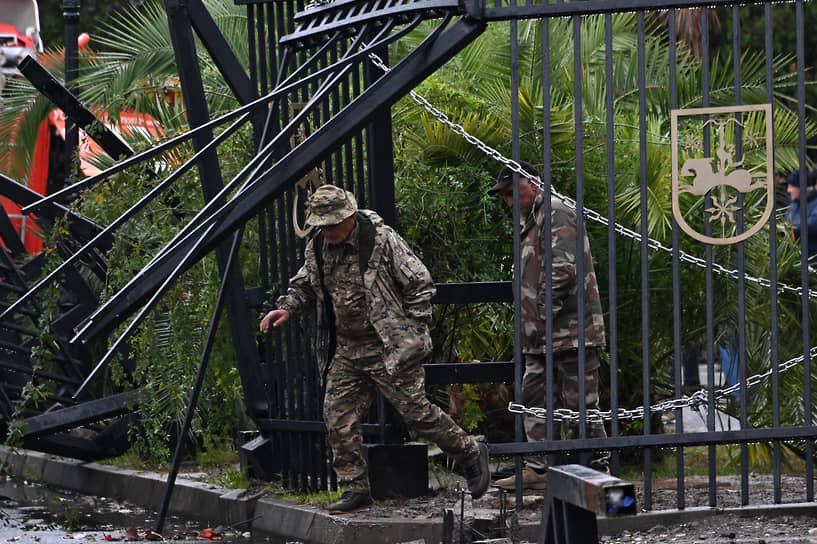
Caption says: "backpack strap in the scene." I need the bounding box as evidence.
[312,231,336,371]
[356,211,376,278]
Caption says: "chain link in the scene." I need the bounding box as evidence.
[367,51,817,422]
[508,347,817,423]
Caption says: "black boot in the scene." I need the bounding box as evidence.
[327,491,374,514]
[464,442,490,499]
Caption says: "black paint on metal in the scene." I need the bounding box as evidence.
[22,391,137,439]
[17,56,133,162]
[164,0,269,419]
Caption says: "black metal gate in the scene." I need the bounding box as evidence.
[236,0,817,512]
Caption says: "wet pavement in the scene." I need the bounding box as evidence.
[0,477,278,544]
[4,445,817,544]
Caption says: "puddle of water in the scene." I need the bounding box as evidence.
[0,477,290,544]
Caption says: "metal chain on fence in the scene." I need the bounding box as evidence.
[508,345,817,423]
[365,52,817,422]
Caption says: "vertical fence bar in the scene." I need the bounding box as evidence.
[603,11,620,476]
[286,3,307,489]
[541,13,556,473]
[509,9,525,510]
[253,5,276,436]
[699,5,718,509]
[246,5,258,102]
[274,1,288,86]
[764,1,782,506]
[336,37,348,187]
[257,4,270,96]
[729,4,750,507]
[543,105,557,478]
[268,200,286,420]
[636,10,652,511]
[352,67,365,206]
[267,4,283,144]
[280,190,295,489]
[794,0,814,502]
[265,1,290,488]
[572,14,587,449]
[668,7,685,512]
[267,5,279,99]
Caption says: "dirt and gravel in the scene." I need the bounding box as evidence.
[196,456,817,543]
[601,474,817,543]
[600,514,817,544]
[291,467,817,543]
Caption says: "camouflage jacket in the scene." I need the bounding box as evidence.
[275,210,435,381]
[520,192,606,354]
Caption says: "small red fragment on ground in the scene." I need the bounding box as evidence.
[200,528,222,540]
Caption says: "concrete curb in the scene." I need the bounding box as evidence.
[0,445,255,527]
[0,445,453,542]
[3,445,817,543]
[252,496,444,544]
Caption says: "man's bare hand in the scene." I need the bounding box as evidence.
[260,309,290,333]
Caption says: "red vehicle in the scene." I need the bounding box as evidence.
[0,0,44,253]
[0,0,41,77]
[0,1,163,255]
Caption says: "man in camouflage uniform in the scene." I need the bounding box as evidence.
[260,184,489,514]
[488,161,609,490]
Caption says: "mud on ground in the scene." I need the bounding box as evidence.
[317,470,817,542]
[196,462,817,542]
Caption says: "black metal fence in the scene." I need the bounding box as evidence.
[246,0,817,512]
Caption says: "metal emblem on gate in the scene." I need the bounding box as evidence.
[671,104,774,245]
[289,102,327,238]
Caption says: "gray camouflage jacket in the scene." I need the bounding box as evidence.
[275,209,435,381]
[520,192,606,354]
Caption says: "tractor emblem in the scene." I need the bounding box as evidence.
[671,104,774,245]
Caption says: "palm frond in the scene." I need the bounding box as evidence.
[0,77,56,180]
[403,109,504,165]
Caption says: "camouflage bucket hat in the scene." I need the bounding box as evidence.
[305,185,358,227]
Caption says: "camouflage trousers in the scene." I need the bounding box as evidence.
[522,348,610,472]
[324,350,480,493]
